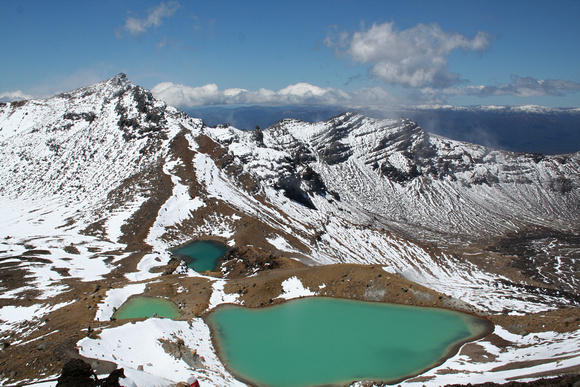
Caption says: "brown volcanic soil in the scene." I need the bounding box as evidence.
[2,245,580,386]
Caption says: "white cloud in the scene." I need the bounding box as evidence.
[0,90,34,102]
[278,83,330,97]
[152,82,225,106]
[327,22,494,88]
[118,1,180,38]
[151,81,396,108]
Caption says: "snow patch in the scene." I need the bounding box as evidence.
[77,318,245,386]
[0,301,72,335]
[266,235,298,252]
[105,196,147,243]
[277,276,316,300]
[208,280,239,310]
[125,254,166,282]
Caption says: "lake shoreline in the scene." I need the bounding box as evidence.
[204,295,494,387]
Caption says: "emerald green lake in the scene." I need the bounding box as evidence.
[113,296,181,320]
[207,297,492,387]
[170,240,229,272]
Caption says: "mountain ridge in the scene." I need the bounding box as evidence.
[185,103,580,154]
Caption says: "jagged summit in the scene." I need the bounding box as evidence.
[214,108,580,240]
[109,72,131,87]
[46,72,135,103]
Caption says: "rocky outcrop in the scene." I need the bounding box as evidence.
[55,358,125,387]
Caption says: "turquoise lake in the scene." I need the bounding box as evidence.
[113,296,181,320]
[207,297,492,387]
[170,240,229,272]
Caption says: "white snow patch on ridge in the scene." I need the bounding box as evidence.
[277,276,316,300]
[266,235,299,253]
[105,195,148,243]
[151,159,205,234]
[0,301,72,339]
[208,280,240,309]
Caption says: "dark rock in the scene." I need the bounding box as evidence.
[56,358,98,387]
[56,358,125,387]
[99,368,126,387]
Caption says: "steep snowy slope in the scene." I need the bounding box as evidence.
[205,112,580,303]
[224,112,580,243]
[1,75,579,386]
[0,74,204,299]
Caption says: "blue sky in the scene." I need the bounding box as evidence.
[1,0,579,107]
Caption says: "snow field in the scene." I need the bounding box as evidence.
[397,326,580,386]
[77,318,245,387]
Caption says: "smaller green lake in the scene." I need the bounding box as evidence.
[113,296,181,320]
[207,297,492,387]
[170,240,229,272]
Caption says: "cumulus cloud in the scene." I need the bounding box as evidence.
[327,22,494,88]
[151,81,397,108]
[0,90,34,102]
[152,82,225,105]
[118,1,180,38]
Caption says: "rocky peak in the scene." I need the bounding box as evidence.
[0,73,181,206]
[109,72,131,88]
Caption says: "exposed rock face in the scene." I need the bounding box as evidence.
[159,337,204,369]
[220,246,307,278]
[222,111,580,242]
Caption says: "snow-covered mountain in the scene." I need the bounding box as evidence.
[1,74,580,386]
[203,108,580,303]
[221,112,579,240]
[184,103,580,155]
